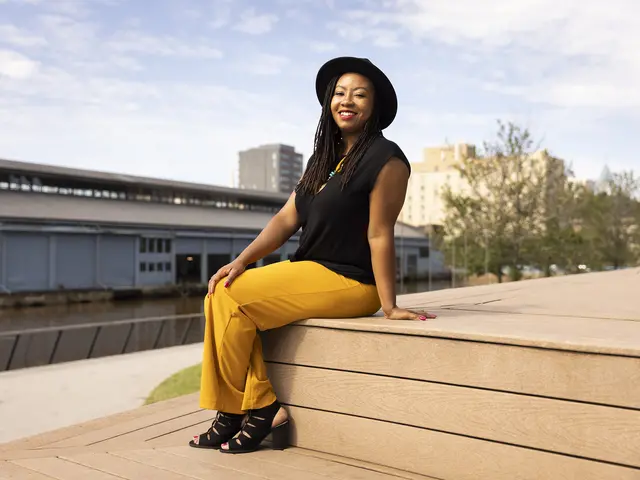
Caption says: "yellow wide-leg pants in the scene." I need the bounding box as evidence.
[199,260,381,414]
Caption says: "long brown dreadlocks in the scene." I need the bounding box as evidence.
[296,76,382,195]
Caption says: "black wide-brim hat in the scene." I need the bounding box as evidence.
[315,56,398,130]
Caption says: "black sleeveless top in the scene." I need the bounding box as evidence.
[291,136,411,285]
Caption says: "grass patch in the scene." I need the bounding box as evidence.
[145,363,202,405]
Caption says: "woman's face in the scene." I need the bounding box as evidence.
[331,72,375,135]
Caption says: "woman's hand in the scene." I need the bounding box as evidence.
[208,259,247,295]
[383,306,437,321]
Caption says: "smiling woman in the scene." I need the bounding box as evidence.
[189,56,437,455]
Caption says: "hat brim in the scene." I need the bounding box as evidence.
[315,56,397,130]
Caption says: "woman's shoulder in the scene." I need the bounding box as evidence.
[367,135,410,172]
[355,135,410,191]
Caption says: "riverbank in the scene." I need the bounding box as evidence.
[0,284,205,310]
[0,277,455,311]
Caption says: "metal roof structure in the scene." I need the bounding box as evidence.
[0,157,290,204]
[0,191,427,239]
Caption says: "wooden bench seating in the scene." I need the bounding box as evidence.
[261,268,640,479]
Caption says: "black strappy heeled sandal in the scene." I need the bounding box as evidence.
[220,400,290,454]
[189,411,245,449]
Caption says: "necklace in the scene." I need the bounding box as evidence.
[328,156,346,180]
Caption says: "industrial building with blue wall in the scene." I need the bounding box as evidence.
[0,158,445,294]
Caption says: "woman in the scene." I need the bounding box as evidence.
[189,56,437,454]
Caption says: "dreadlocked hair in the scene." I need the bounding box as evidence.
[296,76,382,195]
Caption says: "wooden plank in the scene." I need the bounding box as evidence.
[0,447,111,462]
[268,364,640,467]
[262,326,640,408]
[92,409,213,449]
[45,399,201,448]
[111,449,263,480]
[59,452,192,479]
[163,445,339,480]
[247,448,440,480]
[144,419,210,449]
[0,393,199,452]
[0,461,55,479]
[294,312,640,356]
[10,457,123,480]
[286,406,640,480]
[400,268,640,322]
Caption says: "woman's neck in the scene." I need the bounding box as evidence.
[340,131,361,155]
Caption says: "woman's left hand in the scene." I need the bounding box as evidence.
[383,306,437,321]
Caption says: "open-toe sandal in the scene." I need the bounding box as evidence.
[220,400,289,454]
[189,411,245,449]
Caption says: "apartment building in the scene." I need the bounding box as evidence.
[238,144,304,194]
[400,143,565,229]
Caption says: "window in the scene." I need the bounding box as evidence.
[157,262,163,272]
[165,262,171,271]
[139,238,147,253]
[140,262,147,272]
[149,263,155,272]
[149,239,155,253]
[164,239,171,253]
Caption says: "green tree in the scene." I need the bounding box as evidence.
[580,170,640,269]
[530,176,591,276]
[442,120,551,282]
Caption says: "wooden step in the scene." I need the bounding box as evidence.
[260,274,640,480]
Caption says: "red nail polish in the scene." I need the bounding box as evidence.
[224,282,229,288]
[420,316,427,320]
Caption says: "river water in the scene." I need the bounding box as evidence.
[0,280,452,333]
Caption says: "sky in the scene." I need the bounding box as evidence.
[0,0,638,187]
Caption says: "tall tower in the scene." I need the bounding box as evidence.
[238,144,303,193]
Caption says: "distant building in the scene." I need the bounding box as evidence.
[238,144,304,194]
[400,144,566,230]
[420,143,476,173]
[0,157,443,293]
[400,144,475,228]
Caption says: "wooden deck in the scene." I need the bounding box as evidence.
[0,393,434,479]
[1,268,639,479]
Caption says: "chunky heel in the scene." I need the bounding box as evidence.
[271,420,290,450]
[220,400,289,454]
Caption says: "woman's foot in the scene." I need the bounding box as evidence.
[189,411,245,449]
[220,400,290,454]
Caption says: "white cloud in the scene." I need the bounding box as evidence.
[37,14,97,53]
[354,0,640,108]
[108,31,223,59]
[209,2,231,29]
[237,53,290,75]
[327,21,401,48]
[309,41,336,53]
[233,8,279,35]
[0,24,47,47]
[0,0,41,4]
[0,49,39,79]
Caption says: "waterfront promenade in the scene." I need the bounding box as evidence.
[1,268,638,479]
[0,344,202,444]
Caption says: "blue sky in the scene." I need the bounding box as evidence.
[0,0,638,186]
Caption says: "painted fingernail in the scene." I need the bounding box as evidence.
[224,281,230,288]
[420,316,427,321]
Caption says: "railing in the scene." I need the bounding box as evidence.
[0,313,204,372]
